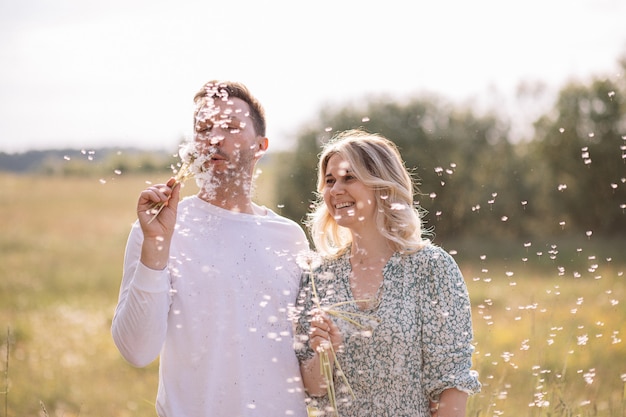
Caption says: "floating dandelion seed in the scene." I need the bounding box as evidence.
[557,184,567,191]
[325,127,333,132]
[585,230,593,239]
[559,127,565,133]
[361,116,370,122]
[114,169,122,175]
[63,155,71,161]
[583,369,596,385]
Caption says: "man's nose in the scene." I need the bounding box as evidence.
[196,130,223,146]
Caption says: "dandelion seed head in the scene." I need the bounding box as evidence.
[296,250,322,271]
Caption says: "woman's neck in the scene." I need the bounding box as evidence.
[349,232,394,265]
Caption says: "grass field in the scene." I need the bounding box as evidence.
[0,172,624,417]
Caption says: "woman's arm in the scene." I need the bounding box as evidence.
[431,388,468,417]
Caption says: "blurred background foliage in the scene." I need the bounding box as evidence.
[274,56,626,241]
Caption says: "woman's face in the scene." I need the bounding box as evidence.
[322,153,377,232]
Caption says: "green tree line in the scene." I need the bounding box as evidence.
[274,57,626,241]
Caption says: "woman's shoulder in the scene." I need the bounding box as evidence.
[398,244,461,282]
[403,243,453,263]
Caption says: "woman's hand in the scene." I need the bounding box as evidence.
[300,309,344,397]
[309,309,343,354]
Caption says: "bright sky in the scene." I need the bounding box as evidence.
[1,0,625,153]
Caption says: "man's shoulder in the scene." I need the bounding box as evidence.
[263,207,301,226]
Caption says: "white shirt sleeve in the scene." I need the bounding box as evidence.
[111,222,172,367]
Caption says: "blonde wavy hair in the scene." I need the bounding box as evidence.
[307,128,429,257]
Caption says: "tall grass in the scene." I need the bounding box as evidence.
[0,172,624,416]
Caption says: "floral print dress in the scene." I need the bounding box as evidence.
[295,244,481,417]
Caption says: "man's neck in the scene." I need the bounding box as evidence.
[196,175,257,214]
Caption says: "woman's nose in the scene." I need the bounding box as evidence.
[330,181,344,195]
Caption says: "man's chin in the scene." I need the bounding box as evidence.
[194,170,216,186]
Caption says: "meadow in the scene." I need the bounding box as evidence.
[0,171,624,417]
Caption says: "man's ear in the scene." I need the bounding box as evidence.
[258,137,269,152]
[255,136,269,158]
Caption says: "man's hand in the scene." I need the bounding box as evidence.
[137,177,181,270]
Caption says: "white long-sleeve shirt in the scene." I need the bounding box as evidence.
[112,196,309,417]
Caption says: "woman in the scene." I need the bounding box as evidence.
[295,129,480,417]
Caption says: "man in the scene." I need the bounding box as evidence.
[112,81,309,417]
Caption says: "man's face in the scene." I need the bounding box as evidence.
[193,96,264,177]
